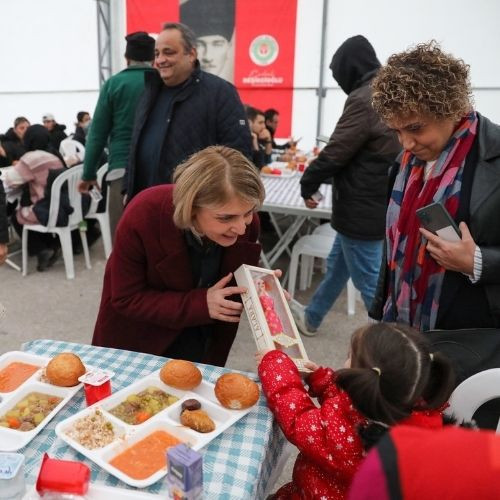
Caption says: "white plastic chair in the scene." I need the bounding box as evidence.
[85,164,124,259]
[59,138,85,165]
[288,234,356,315]
[22,165,91,279]
[446,368,500,432]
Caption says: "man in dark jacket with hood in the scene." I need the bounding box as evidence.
[293,35,400,336]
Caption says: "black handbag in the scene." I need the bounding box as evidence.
[427,328,500,386]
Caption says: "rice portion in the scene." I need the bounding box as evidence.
[66,409,116,449]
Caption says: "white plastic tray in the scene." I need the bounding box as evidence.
[0,351,86,452]
[55,370,254,488]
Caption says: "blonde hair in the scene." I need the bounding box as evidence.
[172,146,265,229]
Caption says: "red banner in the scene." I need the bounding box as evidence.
[126,0,178,34]
[234,0,297,137]
[125,0,298,135]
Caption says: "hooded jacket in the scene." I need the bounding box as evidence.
[300,35,400,240]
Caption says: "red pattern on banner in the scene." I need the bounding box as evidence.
[126,0,179,34]
[234,0,297,137]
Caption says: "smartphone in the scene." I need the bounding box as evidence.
[416,202,461,242]
[311,190,324,202]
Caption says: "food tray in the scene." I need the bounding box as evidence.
[0,351,86,452]
[55,370,254,488]
[260,161,296,177]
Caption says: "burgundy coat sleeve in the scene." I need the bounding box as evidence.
[259,351,366,478]
[107,201,212,330]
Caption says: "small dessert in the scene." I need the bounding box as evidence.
[214,373,260,410]
[181,398,202,412]
[160,360,202,390]
[46,353,86,387]
[261,166,272,174]
[181,409,215,433]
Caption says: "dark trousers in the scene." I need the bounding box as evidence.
[11,216,57,256]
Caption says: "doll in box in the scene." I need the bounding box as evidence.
[255,277,299,349]
[255,278,285,336]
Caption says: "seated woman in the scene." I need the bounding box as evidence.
[92,146,264,366]
[370,42,500,331]
[1,124,65,271]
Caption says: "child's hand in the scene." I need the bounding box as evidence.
[255,349,273,367]
[303,360,319,372]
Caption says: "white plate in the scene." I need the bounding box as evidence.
[55,370,254,488]
[0,351,87,452]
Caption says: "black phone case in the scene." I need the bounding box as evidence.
[416,202,462,238]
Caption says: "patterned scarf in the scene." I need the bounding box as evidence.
[383,112,478,330]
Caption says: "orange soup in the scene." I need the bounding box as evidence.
[109,430,182,480]
[0,362,40,392]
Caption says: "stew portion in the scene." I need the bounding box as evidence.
[109,387,179,425]
[0,392,62,431]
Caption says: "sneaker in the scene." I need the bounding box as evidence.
[290,300,318,337]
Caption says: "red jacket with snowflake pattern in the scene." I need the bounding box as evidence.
[259,350,444,500]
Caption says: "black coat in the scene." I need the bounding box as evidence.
[0,128,25,167]
[370,114,500,328]
[48,124,67,151]
[300,36,400,240]
[126,62,252,199]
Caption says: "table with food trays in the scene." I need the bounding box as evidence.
[14,339,287,499]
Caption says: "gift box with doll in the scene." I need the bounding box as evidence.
[234,264,309,371]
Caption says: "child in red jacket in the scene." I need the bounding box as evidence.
[258,322,455,499]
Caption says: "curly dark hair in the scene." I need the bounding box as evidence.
[372,41,473,123]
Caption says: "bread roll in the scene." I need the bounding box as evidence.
[214,373,260,410]
[46,352,86,387]
[160,360,202,390]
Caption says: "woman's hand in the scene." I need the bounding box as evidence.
[207,273,247,323]
[420,222,476,274]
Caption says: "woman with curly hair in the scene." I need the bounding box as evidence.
[370,42,500,332]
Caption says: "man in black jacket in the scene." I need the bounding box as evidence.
[42,113,67,151]
[125,22,251,200]
[293,35,400,336]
